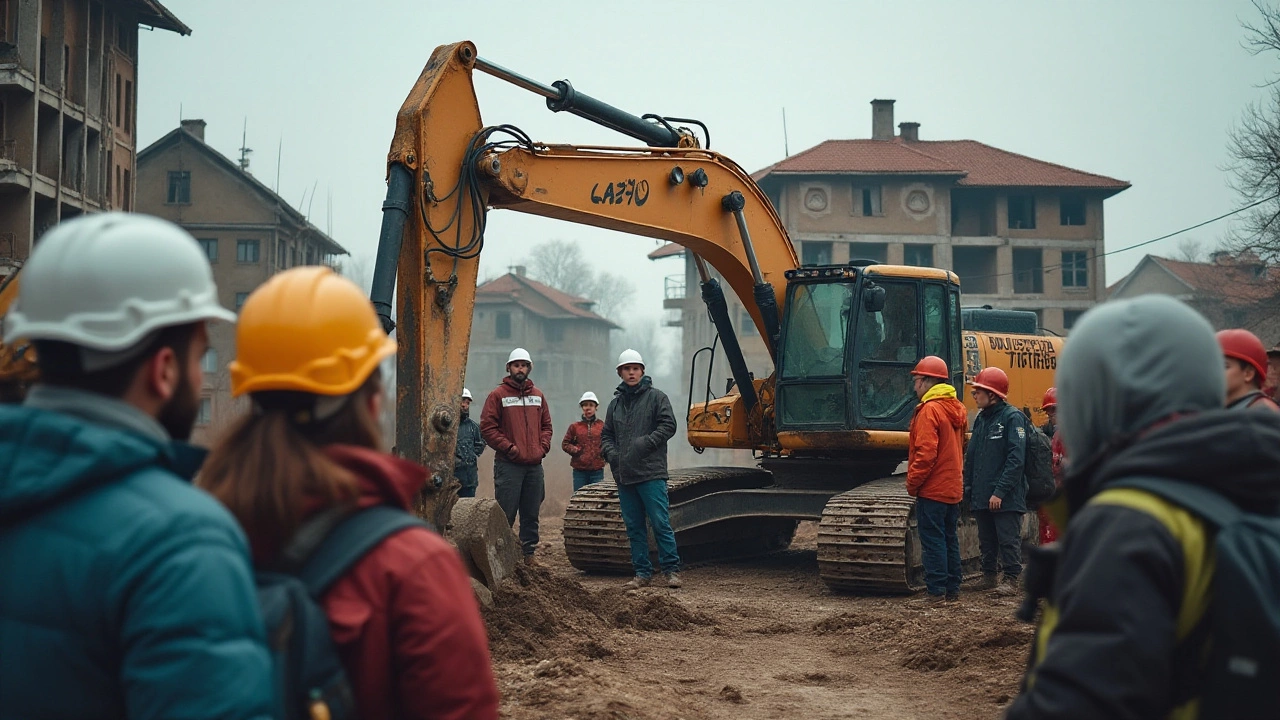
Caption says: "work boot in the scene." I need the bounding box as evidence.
[977,573,999,590]
[623,575,652,590]
[996,575,1021,597]
[945,591,961,603]
[522,554,539,567]
[665,572,683,589]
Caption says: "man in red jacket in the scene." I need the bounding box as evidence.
[906,356,968,602]
[563,391,606,491]
[480,347,553,559]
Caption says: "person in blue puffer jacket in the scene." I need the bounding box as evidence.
[0,214,273,720]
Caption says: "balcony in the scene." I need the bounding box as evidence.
[663,274,686,310]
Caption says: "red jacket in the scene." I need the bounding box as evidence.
[253,446,499,720]
[480,377,553,465]
[906,384,967,504]
[562,417,605,471]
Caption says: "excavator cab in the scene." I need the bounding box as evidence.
[774,264,963,437]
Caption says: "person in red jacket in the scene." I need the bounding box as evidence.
[906,356,968,603]
[1037,387,1063,545]
[198,267,499,720]
[563,390,606,491]
[480,347,554,559]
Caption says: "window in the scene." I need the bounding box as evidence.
[1061,250,1089,288]
[546,322,563,343]
[1008,194,1036,230]
[277,239,286,268]
[1013,249,1044,294]
[855,184,883,216]
[923,284,948,360]
[781,282,853,380]
[201,347,218,374]
[495,311,511,339]
[903,244,934,267]
[124,80,132,134]
[235,292,250,311]
[237,239,260,263]
[801,241,832,266]
[1060,194,1086,226]
[114,75,121,127]
[857,281,921,420]
[290,248,297,267]
[197,398,211,425]
[197,238,217,263]
[953,246,998,294]
[848,242,888,264]
[122,169,130,210]
[1063,310,1085,331]
[166,171,190,204]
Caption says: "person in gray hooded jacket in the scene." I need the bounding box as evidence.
[601,348,680,589]
[1007,295,1280,719]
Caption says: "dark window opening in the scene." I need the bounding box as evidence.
[166,171,190,204]
[951,189,997,236]
[1008,194,1036,230]
[235,292,250,312]
[1062,250,1089,288]
[1063,310,1085,330]
[546,322,563,343]
[1060,194,1086,226]
[903,244,934,267]
[114,75,121,127]
[496,311,511,339]
[198,238,217,263]
[277,239,286,268]
[953,246,998,294]
[855,184,883,216]
[124,80,132,134]
[1013,248,1044,294]
[236,239,260,263]
[848,242,887,264]
[801,241,832,266]
[122,169,130,210]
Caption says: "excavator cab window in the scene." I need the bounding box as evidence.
[776,281,856,427]
[854,281,921,423]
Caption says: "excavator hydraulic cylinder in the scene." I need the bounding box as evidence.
[700,277,759,413]
[370,163,414,333]
[723,191,782,357]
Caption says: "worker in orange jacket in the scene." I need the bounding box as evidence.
[907,356,968,602]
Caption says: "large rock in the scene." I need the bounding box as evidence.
[450,498,521,590]
[469,576,494,609]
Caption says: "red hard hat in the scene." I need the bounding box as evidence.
[1042,387,1057,410]
[1217,329,1269,383]
[970,367,1010,399]
[911,355,949,380]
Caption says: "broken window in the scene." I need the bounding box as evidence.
[496,311,512,339]
[903,244,934,267]
[166,171,190,204]
[1013,248,1044,294]
[1060,194,1086,226]
[801,241,832,266]
[1008,194,1036,230]
[855,184,883,217]
[952,247,998,294]
[1061,250,1088,288]
[848,242,888,264]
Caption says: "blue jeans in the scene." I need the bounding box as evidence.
[916,497,962,596]
[617,479,680,577]
[572,468,604,491]
[456,465,478,498]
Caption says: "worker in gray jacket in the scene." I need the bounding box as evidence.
[601,349,681,589]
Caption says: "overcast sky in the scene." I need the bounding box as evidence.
[137,0,1271,348]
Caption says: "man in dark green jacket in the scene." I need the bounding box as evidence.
[455,388,485,498]
[0,214,273,720]
[963,366,1028,596]
[601,348,680,589]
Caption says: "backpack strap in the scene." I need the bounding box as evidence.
[296,505,433,598]
[1108,476,1244,530]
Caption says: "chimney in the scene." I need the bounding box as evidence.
[180,119,206,142]
[871,99,895,140]
[512,265,526,277]
[899,121,920,142]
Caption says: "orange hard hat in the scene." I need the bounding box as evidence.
[910,355,949,380]
[1217,328,1268,383]
[1042,387,1057,410]
[970,367,1010,399]
[230,267,397,397]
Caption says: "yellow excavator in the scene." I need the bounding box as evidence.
[0,269,37,404]
[372,41,1062,591]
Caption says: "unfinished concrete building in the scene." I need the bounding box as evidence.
[0,0,187,281]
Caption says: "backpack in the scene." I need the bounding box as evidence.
[256,505,431,720]
[1022,422,1056,507]
[1109,476,1280,717]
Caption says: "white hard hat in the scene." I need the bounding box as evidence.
[5,213,235,353]
[462,388,473,400]
[507,347,532,366]
[616,348,645,370]
[579,391,599,404]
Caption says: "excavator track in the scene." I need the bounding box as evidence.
[564,466,800,574]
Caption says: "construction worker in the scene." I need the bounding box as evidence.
[480,347,553,560]
[1008,295,1280,719]
[963,366,1028,596]
[455,388,484,498]
[602,349,681,589]
[1038,387,1064,545]
[563,390,606,491]
[0,214,273,717]
[1218,328,1280,411]
[906,356,967,603]
[198,267,499,719]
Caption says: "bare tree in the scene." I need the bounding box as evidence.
[1173,237,1208,263]
[524,239,636,321]
[1227,1,1280,266]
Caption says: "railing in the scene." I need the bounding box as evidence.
[0,139,15,162]
[664,274,686,301]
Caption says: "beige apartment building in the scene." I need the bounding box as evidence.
[0,0,187,282]
[136,119,347,444]
[655,99,1129,390]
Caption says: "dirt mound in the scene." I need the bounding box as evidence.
[898,624,1036,674]
[483,562,714,661]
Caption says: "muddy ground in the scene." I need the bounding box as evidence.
[484,518,1032,720]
